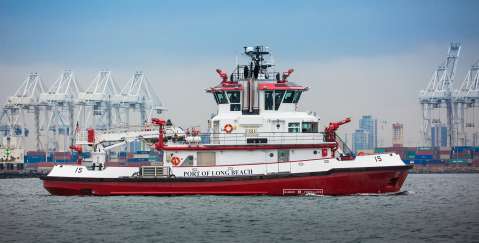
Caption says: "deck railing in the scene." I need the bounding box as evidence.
[230,69,281,82]
[335,134,354,156]
[194,132,328,145]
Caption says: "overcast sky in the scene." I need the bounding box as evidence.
[1,0,478,147]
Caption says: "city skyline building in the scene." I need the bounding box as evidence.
[352,129,369,152]
[359,115,378,149]
[392,122,404,147]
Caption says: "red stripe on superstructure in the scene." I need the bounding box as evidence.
[257,83,308,91]
[207,84,244,92]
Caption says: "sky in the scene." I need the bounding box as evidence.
[1,0,479,147]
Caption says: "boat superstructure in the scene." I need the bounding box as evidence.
[42,46,411,196]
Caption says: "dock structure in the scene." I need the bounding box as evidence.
[0,70,165,151]
[419,43,479,147]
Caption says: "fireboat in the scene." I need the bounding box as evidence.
[41,46,411,196]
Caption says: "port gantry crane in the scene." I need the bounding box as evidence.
[454,61,479,146]
[117,71,165,128]
[0,73,46,150]
[419,42,461,147]
[39,70,81,151]
[0,70,166,152]
[77,70,121,132]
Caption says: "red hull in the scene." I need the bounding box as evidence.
[42,166,411,196]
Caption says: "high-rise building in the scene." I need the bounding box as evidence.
[359,115,377,149]
[392,122,404,147]
[352,129,369,152]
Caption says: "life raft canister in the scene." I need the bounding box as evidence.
[224,124,233,133]
[171,156,181,166]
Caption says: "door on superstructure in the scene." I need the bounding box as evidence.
[197,152,216,166]
[213,121,220,144]
[278,150,289,162]
[277,150,290,173]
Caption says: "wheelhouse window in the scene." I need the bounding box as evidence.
[302,122,318,133]
[292,91,302,103]
[265,91,273,110]
[227,91,240,103]
[213,91,228,104]
[274,90,285,110]
[227,91,241,111]
[265,90,294,110]
[283,91,295,103]
[288,122,300,133]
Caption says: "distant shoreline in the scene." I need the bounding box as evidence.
[0,172,46,179]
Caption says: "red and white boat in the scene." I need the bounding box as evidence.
[42,46,411,196]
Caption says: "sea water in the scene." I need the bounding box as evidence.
[0,174,478,242]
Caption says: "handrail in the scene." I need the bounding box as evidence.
[186,131,327,145]
[230,70,281,82]
[335,134,354,156]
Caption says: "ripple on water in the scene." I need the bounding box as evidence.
[0,175,478,242]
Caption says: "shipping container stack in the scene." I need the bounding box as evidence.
[126,150,151,167]
[437,147,451,162]
[373,146,479,167]
[149,151,163,165]
[403,148,416,164]
[414,147,442,165]
[473,147,479,166]
[24,151,90,169]
[450,146,473,165]
[105,151,127,167]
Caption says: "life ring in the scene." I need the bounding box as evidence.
[224,124,233,133]
[171,156,181,166]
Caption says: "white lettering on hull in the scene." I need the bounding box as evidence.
[183,168,253,177]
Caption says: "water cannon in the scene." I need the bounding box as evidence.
[69,145,83,153]
[69,145,83,165]
[216,69,229,83]
[279,69,294,83]
[324,117,351,142]
[151,118,166,126]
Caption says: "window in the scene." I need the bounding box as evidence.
[246,138,268,144]
[181,155,194,166]
[274,90,285,110]
[212,94,219,104]
[214,91,228,104]
[283,91,295,103]
[227,91,241,111]
[227,91,240,103]
[292,91,302,103]
[288,122,300,133]
[230,104,241,111]
[302,122,318,133]
[278,150,290,162]
[265,91,273,110]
